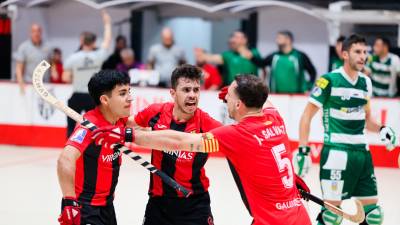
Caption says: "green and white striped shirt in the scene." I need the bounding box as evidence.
[309,67,372,150]
[366,53,400,97]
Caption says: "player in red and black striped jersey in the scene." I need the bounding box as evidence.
[95,74,311,225]
[57,70,132,225]
[128,64,222,225]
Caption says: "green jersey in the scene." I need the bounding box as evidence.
[309,67,372,150]
[366,53,400,97]
[252,49,316,93]
[221,48,261,86]
[329,55,344,71]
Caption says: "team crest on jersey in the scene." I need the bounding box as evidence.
[70,128,87,144]
[312,86,322,97]
[316,77,329,89]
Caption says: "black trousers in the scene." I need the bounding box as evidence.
[67,92,95,137]
[80,203,117,225]
[143,192,214,225]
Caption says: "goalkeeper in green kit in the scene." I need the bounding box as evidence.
[295,34,397,225]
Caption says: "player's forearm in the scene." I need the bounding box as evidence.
[366,117,381,133]
[57,156,77,197]
[299,115,311,146]
[204,54,223,65]
[135,130,204,152]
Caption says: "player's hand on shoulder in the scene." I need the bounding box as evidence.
[292,146,311,177]
[218,86,228,103]
[379,126,397,151]
[58,197,81,225]
[91,125,134,146]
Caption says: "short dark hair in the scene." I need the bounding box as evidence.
[234,74,268,108]
[82,31,97,45]
[337,35,346,43]
[88,70,130,105]
[375,36,391,49]
[171,64,202,89]
[342,34,366,52]
[278,30,294,42]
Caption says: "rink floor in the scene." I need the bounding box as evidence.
[0,145,399,225]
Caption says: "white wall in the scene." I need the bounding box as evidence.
[257,6,330,76]
[141,11,212,65]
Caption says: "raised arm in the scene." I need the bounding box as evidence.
[100,10,112,50]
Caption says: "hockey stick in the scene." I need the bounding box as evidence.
[299,189,365,223]
[32,60,192,197]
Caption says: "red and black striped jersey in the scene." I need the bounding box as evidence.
[66,107,128,206]
[135,102,222,197]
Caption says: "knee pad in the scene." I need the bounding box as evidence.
[316,208,343,225]
[361,205,383,225]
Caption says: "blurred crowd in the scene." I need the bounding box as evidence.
[13,11,400,98]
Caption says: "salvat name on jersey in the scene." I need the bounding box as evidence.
[253,125,286,146]
[102,151,121,163]
[261,125,286,139]
[164,150,194,160]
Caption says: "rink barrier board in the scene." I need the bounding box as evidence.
[0,82,399,168]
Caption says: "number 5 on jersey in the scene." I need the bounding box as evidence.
[272,144,294,189]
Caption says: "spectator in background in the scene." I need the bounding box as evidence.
[147,27,186,88]
[365,36,400,97]
[116,48,142,75]
[196,52,222,90]
[102,35,127,70]
[50,48,64,84]
[328,36,345,71]
[195,31,261,86]
[244,30,316,94]
[62,10,112,137]
[15,23,50,94]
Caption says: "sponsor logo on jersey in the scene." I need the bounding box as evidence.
[312,86,322,97]
[164,150,194,160]
[70,128,87,144]
[316,77,329,89]
[340,106,363,113]
[102,150,121,163]
[275,198,302,210]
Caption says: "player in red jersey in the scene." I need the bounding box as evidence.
[94,74,311,225]
[128,64,221,225]
[57,70,132,225]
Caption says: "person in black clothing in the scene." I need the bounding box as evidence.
[102,35,127,70]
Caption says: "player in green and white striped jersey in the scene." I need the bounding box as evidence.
[295,35,397,225]
[365,37,400,97]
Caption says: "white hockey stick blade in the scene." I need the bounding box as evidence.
[32,60,83,123]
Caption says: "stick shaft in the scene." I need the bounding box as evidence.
[32,60,191,197]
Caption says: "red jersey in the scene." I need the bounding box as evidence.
[208,107,311,225]
[135,102,222,197]
[202,63,222,90]
[66,107,127,206]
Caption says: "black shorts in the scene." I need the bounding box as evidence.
[143,192,214,225]
[80,203,117,225]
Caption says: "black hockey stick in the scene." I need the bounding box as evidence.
[32,60,192,197]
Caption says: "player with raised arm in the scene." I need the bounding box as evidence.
[294,34,397,225]
[57,70,132,225]
[129,64,221,225]
[93,74,312,225]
